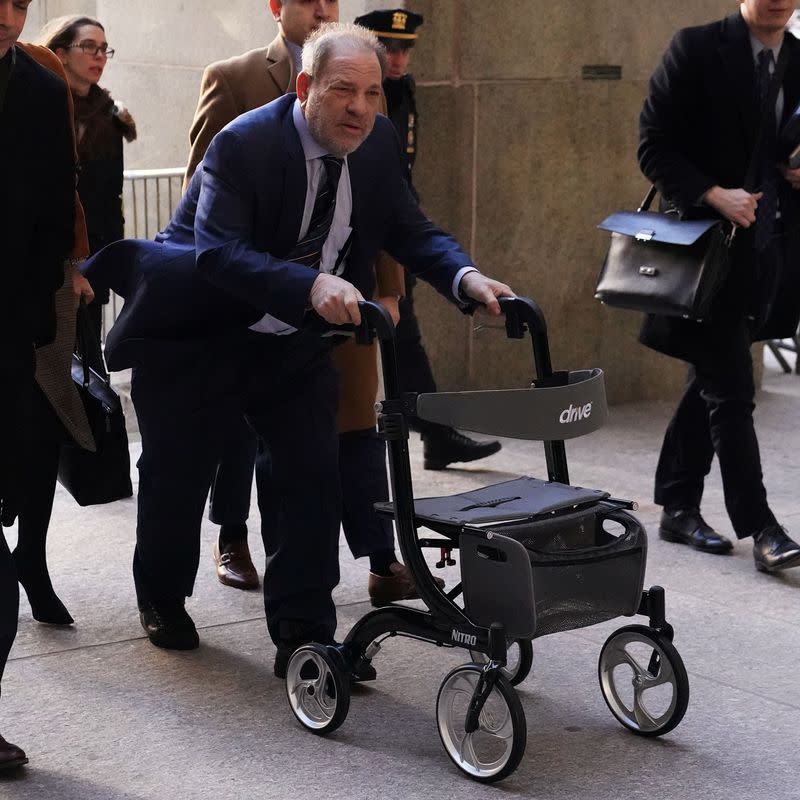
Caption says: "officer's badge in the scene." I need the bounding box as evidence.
[392,11,408,31]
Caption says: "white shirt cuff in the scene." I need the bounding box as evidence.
[452,266,479,301]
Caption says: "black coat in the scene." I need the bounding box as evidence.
[637,11,800,362]
[0,46,75,351]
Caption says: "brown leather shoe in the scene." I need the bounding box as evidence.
[0,735,28,770]
[368,562,445,607]
[213,539,259,590]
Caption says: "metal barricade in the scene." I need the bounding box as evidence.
[101,167,186,337]
[766,333,800,374]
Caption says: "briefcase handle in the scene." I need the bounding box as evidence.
[74,301,111,388]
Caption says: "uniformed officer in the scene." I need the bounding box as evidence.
[354,8,502,470]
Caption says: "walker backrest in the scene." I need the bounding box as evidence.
[415,368,607,440]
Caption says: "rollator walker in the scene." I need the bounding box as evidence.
[285,296,689,783]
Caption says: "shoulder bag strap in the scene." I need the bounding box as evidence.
[637,186,658,213]
[74,301,111,386]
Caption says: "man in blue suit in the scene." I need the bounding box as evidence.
[87,22,513,675]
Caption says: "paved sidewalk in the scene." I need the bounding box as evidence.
[1,359,799,799]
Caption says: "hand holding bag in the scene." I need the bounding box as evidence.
[57,303,133,506]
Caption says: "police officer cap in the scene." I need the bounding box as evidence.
[354,9,424,48]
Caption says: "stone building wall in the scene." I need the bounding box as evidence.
[21,1,771,402]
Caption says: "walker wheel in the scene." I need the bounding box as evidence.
[469,639,533,686]
[286,643,351,735]
[436,664,527,783]
[598,625,689,737]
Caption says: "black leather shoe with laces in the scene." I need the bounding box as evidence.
[422,427,501,470]
[659,508,733,554]
[753,525,800,573]
[139,601,199,650]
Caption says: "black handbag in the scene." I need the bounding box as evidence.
[57,304,133,506]
[594,189,732,321]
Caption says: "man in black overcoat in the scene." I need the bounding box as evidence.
[0,0,77,770]
[638,0,800,572]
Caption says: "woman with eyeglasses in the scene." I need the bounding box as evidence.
[41,15,136,340]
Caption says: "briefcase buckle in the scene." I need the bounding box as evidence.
[639,266,658,277]
[635,229,655,242]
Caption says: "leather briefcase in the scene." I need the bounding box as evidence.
[595,187,731,321]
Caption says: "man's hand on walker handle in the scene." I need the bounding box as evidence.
[310,273,365,326]
[459,272,515,316]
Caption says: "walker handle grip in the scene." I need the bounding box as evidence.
[303,300,395,344]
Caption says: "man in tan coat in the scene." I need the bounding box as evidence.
[185,0,420,605]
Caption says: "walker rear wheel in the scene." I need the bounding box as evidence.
[436,664,527,782]
[286,644,351,735]
[598,625,689,737]
[469,639,533,686]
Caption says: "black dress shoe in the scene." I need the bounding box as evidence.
[0,735,28,771]
[659,509,733,554]
[139,601,199,650]
[753,525,800,573]
[423,427,501,470]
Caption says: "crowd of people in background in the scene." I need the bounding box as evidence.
[2,0,800,775]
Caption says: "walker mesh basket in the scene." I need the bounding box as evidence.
[490,505,647,637]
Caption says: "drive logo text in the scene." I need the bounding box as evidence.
[558,402,593,424]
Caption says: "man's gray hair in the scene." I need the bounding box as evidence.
[301,22,386,80]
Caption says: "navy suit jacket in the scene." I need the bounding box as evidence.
[86,94,471,370]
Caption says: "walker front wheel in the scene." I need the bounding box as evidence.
[469,639,533,686]
[436,664,527,783]
[598,625,689,737]
[286,644,351,735]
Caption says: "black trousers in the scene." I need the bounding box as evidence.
[131,331,341,644]
[654,321,777,539]
[0,344,36,696]
[208,414,257,528]
[653,227,799,538]
[0,530,17,694]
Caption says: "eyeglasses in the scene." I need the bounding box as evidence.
[68,42,115,59]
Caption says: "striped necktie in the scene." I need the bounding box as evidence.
[286,155,344,270]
